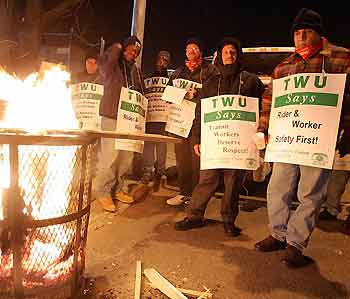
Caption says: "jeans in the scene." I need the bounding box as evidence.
[187,169,245,224]
[94,116,134,198]
[143,142,167,175]
[324,170,350,216]
[267,162,331,251]
[143,122,167,175]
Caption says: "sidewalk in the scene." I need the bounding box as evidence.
[83,186,350,299]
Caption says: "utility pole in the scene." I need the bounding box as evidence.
[131,0,146,66]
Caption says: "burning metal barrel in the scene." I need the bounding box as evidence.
[0,130,97,299]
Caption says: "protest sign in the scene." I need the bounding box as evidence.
[165,99,196,138]
[165,78,202,137]
[161,86,187,105]
[265,73,346,169]
[115,87,148,153]
[144,76,169,122]
[200,94,260,170]
[71,82,103,129]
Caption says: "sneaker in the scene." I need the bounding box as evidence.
[175,217,205,231]
[281,245,314,268]
[116,191,135,204]
[254,235,287,252]
[98,196,117,212]
[166,195,186,206]
[223,223,241,237]
[318,209,337,221]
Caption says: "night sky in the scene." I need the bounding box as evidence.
[79,1,350,74]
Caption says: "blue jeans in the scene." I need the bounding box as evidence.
[143,122,167,175]
[94,117,134,198]
[267,162,331,251]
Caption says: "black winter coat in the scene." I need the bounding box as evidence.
[192,64,265,144]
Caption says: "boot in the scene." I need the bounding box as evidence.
[116,191,135,204]
[281,245,314,268]
[98,196,116,212]
[254,235,286,252]
[223,223,241,237]
[175,217,205,231]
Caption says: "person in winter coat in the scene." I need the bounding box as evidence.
[166,37,217,206]
[142,50,172,190]
[71,50,102,84]
[254,8,350,268]
[174,37,265,235]
[95,35,146,212]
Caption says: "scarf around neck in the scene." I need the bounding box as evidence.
[295,41,322,60]
[185,59,202,71]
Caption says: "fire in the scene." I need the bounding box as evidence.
[0,67,81,285]
[0,66,78,131]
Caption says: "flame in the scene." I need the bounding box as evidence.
[0,66,78,131]
[0,67,81,284]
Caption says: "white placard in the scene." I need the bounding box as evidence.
[161,86,187,105]
[144,76,169,122]
[115,87,148,153]
[71,82,103,129]
[172,78,202,91]
[265,73,346,169]
[200,94,260,170]
[165,78,202,137]
[165,100,196,138]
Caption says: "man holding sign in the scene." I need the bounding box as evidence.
[95,35,147,212]
[255,8,350,268]
[71,50,103,130]
[142,50,171,189]
[165,38,217,206]
[175,37,265,236]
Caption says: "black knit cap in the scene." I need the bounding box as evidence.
[217,36,242,57]
[291,8,324,36]
[185,37,204,52]
[123,35,142,50]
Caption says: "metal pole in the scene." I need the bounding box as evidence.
[68,27,74,72]
[131,0,147,66]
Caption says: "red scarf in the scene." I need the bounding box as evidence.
[295,42,322,60]
[185,59,202,71]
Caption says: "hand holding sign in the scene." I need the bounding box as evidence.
[185,88,197,100]
[193,144,201,157]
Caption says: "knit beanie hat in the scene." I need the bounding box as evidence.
[158,50,171,61]
[123,35,142,50]
[217,36,242,58]
[291,8,324,36]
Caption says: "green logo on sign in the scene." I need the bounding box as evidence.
[204,110,256,123]
[274,92,338,108]
[311,153,328,166]
[246,158,257,168]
